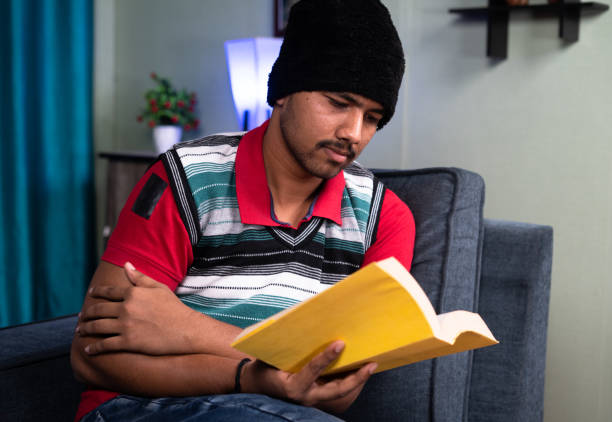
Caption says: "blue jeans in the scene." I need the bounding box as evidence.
[81,393,344,422]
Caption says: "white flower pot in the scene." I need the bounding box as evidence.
[153,125,182,153]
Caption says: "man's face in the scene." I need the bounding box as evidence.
[277,91,384,179]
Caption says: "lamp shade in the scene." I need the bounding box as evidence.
[225,37,282,131]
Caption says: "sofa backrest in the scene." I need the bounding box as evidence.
[343,167,485,422]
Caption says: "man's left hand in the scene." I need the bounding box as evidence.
[77,262,204,356]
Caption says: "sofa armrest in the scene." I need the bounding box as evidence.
[0,315,84,421]
[468,219,553,422]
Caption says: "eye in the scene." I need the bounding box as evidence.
[326,96,348,109]
[365,113,382,126]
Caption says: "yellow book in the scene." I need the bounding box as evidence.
[231,257,498,375]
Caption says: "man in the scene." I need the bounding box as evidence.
[71,0,414,420]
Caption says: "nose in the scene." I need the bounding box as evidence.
[336,109,363,145]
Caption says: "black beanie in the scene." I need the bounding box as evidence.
[267,0,405,129]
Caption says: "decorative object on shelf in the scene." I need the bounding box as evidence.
[137,72,199,152]
[449,0,609,59]
[152,125,182,154]
[225,38,282,131]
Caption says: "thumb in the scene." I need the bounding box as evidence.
[123,262,159,288]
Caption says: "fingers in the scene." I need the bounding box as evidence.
[78,301,123,338]
[76,308,125,355]
[80,301,123,320]
[123,262,163,288]
[311,362,377,402]
[88,263,164,302]
[88,285,128,301]
[294,341,345,387]
[84,336,125,355]
[249,342,375,409]
[77,317,123,337]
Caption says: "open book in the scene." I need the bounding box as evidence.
[231,257,498,375]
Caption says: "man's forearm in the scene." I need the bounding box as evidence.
[71,340,240,396]
[72,329,375,414]
[71,261,250,396]
[71,262,374,411]
[76,261,249,358]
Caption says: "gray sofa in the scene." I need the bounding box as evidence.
[0,167,553,421]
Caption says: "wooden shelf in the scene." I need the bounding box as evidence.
[449,1,609,59]
[98,150,158,162]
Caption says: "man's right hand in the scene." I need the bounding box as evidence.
[75,262,246,359]
[70,261,249,394]
[243,341,377,414]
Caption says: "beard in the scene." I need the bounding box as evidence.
[285,136,355,180]
[279,121,356,180]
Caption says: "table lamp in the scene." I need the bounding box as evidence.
[225,37,282,131]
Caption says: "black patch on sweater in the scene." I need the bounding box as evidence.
[132,173,167,219]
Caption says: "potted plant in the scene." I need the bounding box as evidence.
[137,72,199,152]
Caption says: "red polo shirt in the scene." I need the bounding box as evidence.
[235,121,345,228]
[75,121,415,421]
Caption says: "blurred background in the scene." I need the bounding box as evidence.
[2,1,611,421]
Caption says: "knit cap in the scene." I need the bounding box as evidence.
[267,0,405,129]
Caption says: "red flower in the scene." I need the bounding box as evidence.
[148,120,155,128]
[193,119,200,128]
[137,115,143,122]
[150,72,157,80]
[190,98,196,106]
[171,115,179,123]
[149,99,156,106]
[177,100,185,108]
[189,105,194,112]
[164,101,171,109]
[151,105,159,112]
[184,123,191,130]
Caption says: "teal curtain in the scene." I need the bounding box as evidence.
[0,0,95,327]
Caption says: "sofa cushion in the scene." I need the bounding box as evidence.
[343,167,485,422]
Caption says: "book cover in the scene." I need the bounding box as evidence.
[231,257,498,375]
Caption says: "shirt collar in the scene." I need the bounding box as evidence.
[235,120,345,227]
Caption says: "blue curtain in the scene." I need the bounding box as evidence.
[0,0,95,327]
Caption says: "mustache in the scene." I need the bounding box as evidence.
[316,140,356,160]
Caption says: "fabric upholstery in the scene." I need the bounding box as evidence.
[343,168,485,422]
[0,315,83,421]
[468,220,553,422]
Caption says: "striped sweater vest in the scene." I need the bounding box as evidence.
[161,134,386,328]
